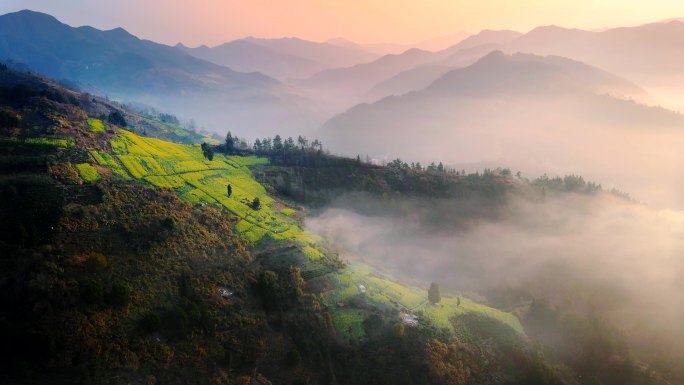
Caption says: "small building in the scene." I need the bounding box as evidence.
[358,284,367,294]
[217,287,233,298]
[399,312,419,326]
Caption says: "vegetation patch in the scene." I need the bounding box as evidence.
[95,130,322,257]
[86,118,105,133]
[280,207,296,216]
[74,163,100,183]
[322,263,523,341]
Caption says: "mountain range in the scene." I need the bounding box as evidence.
[177,36,379,80]
[321,52,684,207]
[0,10,326,137]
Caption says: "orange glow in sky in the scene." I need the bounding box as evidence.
[2,0,684,45]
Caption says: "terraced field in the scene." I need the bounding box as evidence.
[74,163,100,183]
[91,130,316,246]
[323,262,523,341]
[87,118,105,133]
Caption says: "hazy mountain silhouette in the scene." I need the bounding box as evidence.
[322,52,682,205]
[0,10,279,93]
[301,30,524,108]
[243,36,378,68]
[325,32,471,55]
[440,30,522,54]
[176,41,327,80]
[365,43,504,101]
[506,21,684,87]
[0,10,325,136]
[362,22,684,104]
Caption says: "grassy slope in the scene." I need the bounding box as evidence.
[324,262,523,341]
[89,129,522,342]
[92,130,316,246]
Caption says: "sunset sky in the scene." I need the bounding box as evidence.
[2,0,684,46]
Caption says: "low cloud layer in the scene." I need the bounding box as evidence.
[306,192,684,349]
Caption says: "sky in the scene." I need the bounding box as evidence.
[1,0,684,46]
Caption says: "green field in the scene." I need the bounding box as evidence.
[323,262,523,341]
[87,118,105,133]
[0,138,74,148]
[75,162,100,183]
[92,130,319,248]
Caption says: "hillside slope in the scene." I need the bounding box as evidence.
[0,64,591,385]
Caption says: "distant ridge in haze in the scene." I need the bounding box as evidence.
[0,9,325,136]
[176,36,379,80]
[321,52,682,206]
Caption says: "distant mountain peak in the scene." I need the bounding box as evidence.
[3,9,60,23]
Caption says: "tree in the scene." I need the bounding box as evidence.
[284,136,295,150]
[251,197,261,210]
[226,184,232,197]
[225,131,235,154]
[285,349,301,367]
[108,110,127,127]
[286,266,304,299]
[273,135,283,152]
[393,322,406,338]
[257,270,280,308]
[201,142,214,160]
[85,252,107,272]
[363,314,384,338]
[107,282,131,308]
[428,282,441,304]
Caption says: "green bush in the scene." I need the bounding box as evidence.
[80,279,104,305]
[106,282,131,308]
[85,252,107,272]
[285,349,301,367]
[140,312,161,333]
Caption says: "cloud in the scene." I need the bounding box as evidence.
[306,191,684,349]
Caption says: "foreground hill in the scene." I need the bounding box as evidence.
[0,64,608,385]
[0,10,324,137]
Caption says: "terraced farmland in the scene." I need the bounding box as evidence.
[87,118,105,133]
[323,262,523,341]
[92,130,315,247]
[74,163,100,183]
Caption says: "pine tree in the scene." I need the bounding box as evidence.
[225,131,234,154]
[428,282,441,304]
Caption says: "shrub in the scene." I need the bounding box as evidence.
[108,111,127,127]
[140,312,161,333]
[162,306,190,338]
[251,197,261,210]
[85,252,107,272]
[80,279,104,305]
[285,349,301,367]
[107,282,131,308]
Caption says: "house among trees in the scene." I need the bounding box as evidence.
[358,284,366,294]
[217,287,233,298]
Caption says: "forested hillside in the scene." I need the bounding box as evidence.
[0,65,670,385]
